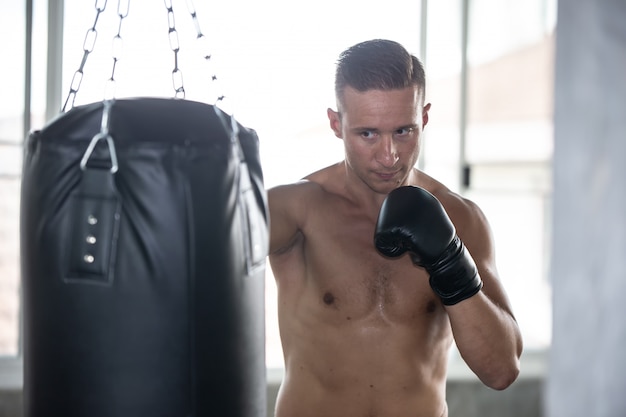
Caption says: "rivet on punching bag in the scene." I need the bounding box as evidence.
[20,97,269,417]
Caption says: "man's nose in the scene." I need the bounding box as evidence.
[376,135,399,167]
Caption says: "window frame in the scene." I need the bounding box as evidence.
[0,0,551,391]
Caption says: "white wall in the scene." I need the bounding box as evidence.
[547,0,626,415]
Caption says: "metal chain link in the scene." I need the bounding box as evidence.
[63,0,224,107]
[184,0,225,105]
[164,0,185,99]
[62,0,108,112]
[103,0,130,101]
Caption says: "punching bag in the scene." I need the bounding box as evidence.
[20,98,268,417]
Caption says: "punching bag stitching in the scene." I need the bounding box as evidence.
[181,167,197,417]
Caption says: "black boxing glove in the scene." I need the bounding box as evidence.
[374,186,483,305]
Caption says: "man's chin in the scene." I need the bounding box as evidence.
[369,180,404,195]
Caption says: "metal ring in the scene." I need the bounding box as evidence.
[80,132,119,173]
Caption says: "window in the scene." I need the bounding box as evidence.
[464,0,556,349]
[1,0,555,388]
[0,1,27,359]
[424,0,557,352]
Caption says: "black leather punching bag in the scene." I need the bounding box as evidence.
[20,98,268,417]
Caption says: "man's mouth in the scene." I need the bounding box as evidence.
[376,171,399,181]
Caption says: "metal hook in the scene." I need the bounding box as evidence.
[80,132,119,174]
[80,100,119,173]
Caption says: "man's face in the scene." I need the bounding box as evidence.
[328,85,430,194]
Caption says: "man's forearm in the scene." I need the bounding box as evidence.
[447,291,523,390]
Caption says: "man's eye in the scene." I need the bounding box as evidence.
[395,127,414,136]
[361,131,376,139]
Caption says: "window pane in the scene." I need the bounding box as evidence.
[465,168,552,349]
[0,1,25,357]
[422,0,463,191]
[466,0,557,349]
[0,2,25,143]
[0,176,21,357]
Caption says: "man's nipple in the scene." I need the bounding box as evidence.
[323,291,335,305]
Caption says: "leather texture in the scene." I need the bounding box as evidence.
[20,98,268,417]
[374,186,482,306]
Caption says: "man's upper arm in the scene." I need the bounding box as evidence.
[267,182,309,254]
[452,197,516,316]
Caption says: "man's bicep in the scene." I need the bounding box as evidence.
[461,203,516,316]
[449,199,511,309]
[267,185,303,254]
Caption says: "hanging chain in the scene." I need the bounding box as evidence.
[62,0,225,107]
[103,0,130,101]
[62,0,108,112]
[184,0,225,105]
[164,0,185,99]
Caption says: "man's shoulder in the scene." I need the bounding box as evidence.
[268,178,326,201]
[267,178,337,223]
[414,171,482,224]
[269,163,342,199]
[266,166,345,255]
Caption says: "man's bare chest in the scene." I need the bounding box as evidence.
[299,213,440,323]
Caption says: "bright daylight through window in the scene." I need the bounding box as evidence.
[1,0,555,379]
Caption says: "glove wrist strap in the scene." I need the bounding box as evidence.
[426,236,483,305]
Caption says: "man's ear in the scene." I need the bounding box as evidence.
[327,108,342,138]
[422,103,431,128]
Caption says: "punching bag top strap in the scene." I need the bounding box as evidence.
[80,100,119,173]
[229,112,246,162]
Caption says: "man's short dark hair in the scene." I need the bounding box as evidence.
[335,39,426,105]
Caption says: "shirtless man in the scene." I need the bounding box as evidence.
[267,39,523,417]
